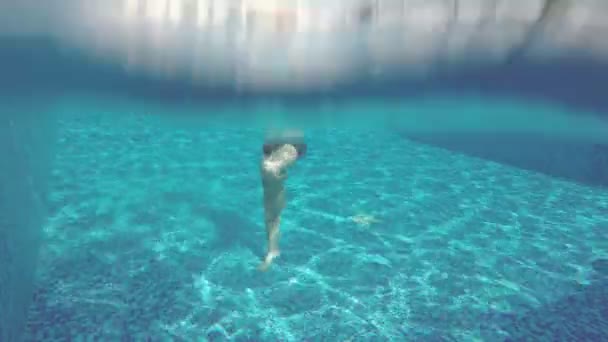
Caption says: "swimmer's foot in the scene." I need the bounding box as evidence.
[258,250,280,272]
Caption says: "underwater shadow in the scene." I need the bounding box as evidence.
[194,204,260,254]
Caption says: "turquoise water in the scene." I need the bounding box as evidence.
[22,109,608,340]
[2,4,608,340]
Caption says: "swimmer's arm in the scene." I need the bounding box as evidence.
[262,144,298,177]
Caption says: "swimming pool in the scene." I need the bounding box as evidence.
[22,108,608,341]
[2,2,608,339]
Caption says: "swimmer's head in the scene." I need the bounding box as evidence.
[265,130,305,144]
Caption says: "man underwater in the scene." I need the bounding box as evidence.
[258,130,306,271]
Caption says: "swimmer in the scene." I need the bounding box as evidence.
[258,130,306,271]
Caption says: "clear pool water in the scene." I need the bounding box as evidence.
[2,3,608,340]
[22,109,608,341]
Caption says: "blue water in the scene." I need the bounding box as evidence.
[1,29,608,342]
[20,109,608,341]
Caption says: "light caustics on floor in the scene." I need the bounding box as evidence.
[23,111,608,341]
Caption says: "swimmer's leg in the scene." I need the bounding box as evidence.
[258,204,283,271]
[258,144,298,271]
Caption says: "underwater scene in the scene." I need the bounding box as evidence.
[2,1,608,341]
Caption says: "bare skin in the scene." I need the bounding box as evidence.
[258,143,299,271]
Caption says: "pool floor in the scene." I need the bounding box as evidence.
[25,112,608,341]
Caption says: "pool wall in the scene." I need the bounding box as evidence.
[0,100,55,341]
[405,132,608,188]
